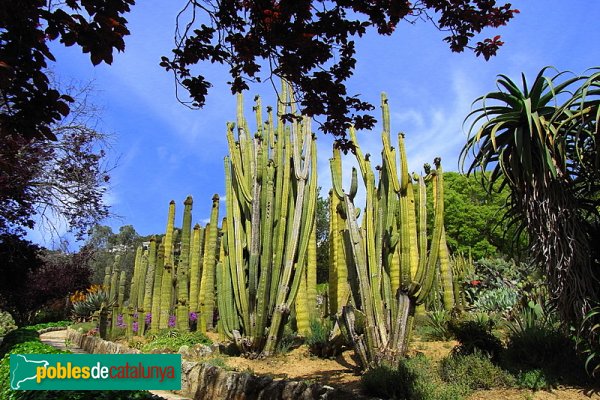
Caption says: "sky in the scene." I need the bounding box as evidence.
[31,0,600,247]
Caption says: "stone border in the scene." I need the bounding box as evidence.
[38,326,73,334]
[65,328,365,400]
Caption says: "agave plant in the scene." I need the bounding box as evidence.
[460,67,600,324]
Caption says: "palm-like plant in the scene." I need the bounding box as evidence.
[460,67,600,324]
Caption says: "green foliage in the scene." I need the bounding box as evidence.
[0,311,17,336]
[361,355,470,400]
[441,172,525,259]
[448,319,503,361]
[423,309,452,341]
[27,321,71,331]
[276,325,299,355]
[306,317,341,358]
[503,303,585,385]
[0,328,40,358]
[142,330,211,352]
[578,305,600,377]
[473,288,518,314]
[464,258,542,315]
[515,369,549,391]
[461,67,600,330]
[440,352,515,390]
[71,290,112,320]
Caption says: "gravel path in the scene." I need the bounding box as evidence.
[39,330,191,400]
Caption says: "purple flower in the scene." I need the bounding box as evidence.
[189,312,198,322]
[133,312,139,319]
[116,314,125,328]
[145,312,152,324]
[132,322,139,333]
[168,315,176,328]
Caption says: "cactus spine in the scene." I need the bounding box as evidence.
[333,94,447,369]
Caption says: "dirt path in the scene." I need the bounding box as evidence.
[39,330,191,400]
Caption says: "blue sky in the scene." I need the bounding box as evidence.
[31,0,600,246]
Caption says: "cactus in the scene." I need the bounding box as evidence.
[109,255,120,331]
[159,201,176,330]
[332,94,448,369]
[217,87,317,356]
[198,195,220,331]
[128,246,143,311]
[140,237,157,336]
[150,240,165,333]
[176,196,193,331]
[188,224,204,315]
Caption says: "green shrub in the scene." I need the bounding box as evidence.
[0,311,17,336]
[276,324,299,354]
[28,321,71,331]
[440,351,515,389]
[515,369,549,391]
[142,330,211,352]
[306,317,343,357]
[448,319,503,361]
[423,309,452,341]
[361,355,470,400]
[0,328,39,358]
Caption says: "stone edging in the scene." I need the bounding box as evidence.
[65,328,364,400]
[38,326,73,334]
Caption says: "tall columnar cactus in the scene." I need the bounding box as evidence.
[217,87,317,356]
[159,201,176,330]
[109,255,120,331]
[176,196,193,331]
[136,249,149,311]
[332,94,448,369]
[117,270,126,313]
[142,238,157,314]
[128,246,143,311]
[198,194,220,332]
[296,222,318,335]
[188,224,204,315]
[150,241,165,333]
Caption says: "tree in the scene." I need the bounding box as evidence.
[0,234,92,325]
[0,0,134,140]
[162,0,518,149]
[86,224,143,284]
[0,82,112,239]
[460,67,600,324]
[442,171,526,260]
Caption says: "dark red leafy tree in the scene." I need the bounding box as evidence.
[0,82,112,239]
[0,0,134,141]
[162,0,519,149]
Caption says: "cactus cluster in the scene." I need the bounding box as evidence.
[99,88,456,367]
[216,86,318,356]
[101,195,220,338]
[330,94,452,369]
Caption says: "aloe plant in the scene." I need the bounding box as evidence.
[332,94,448,369]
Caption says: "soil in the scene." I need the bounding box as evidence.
[107,331,600,399]
[217,336,600,400]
